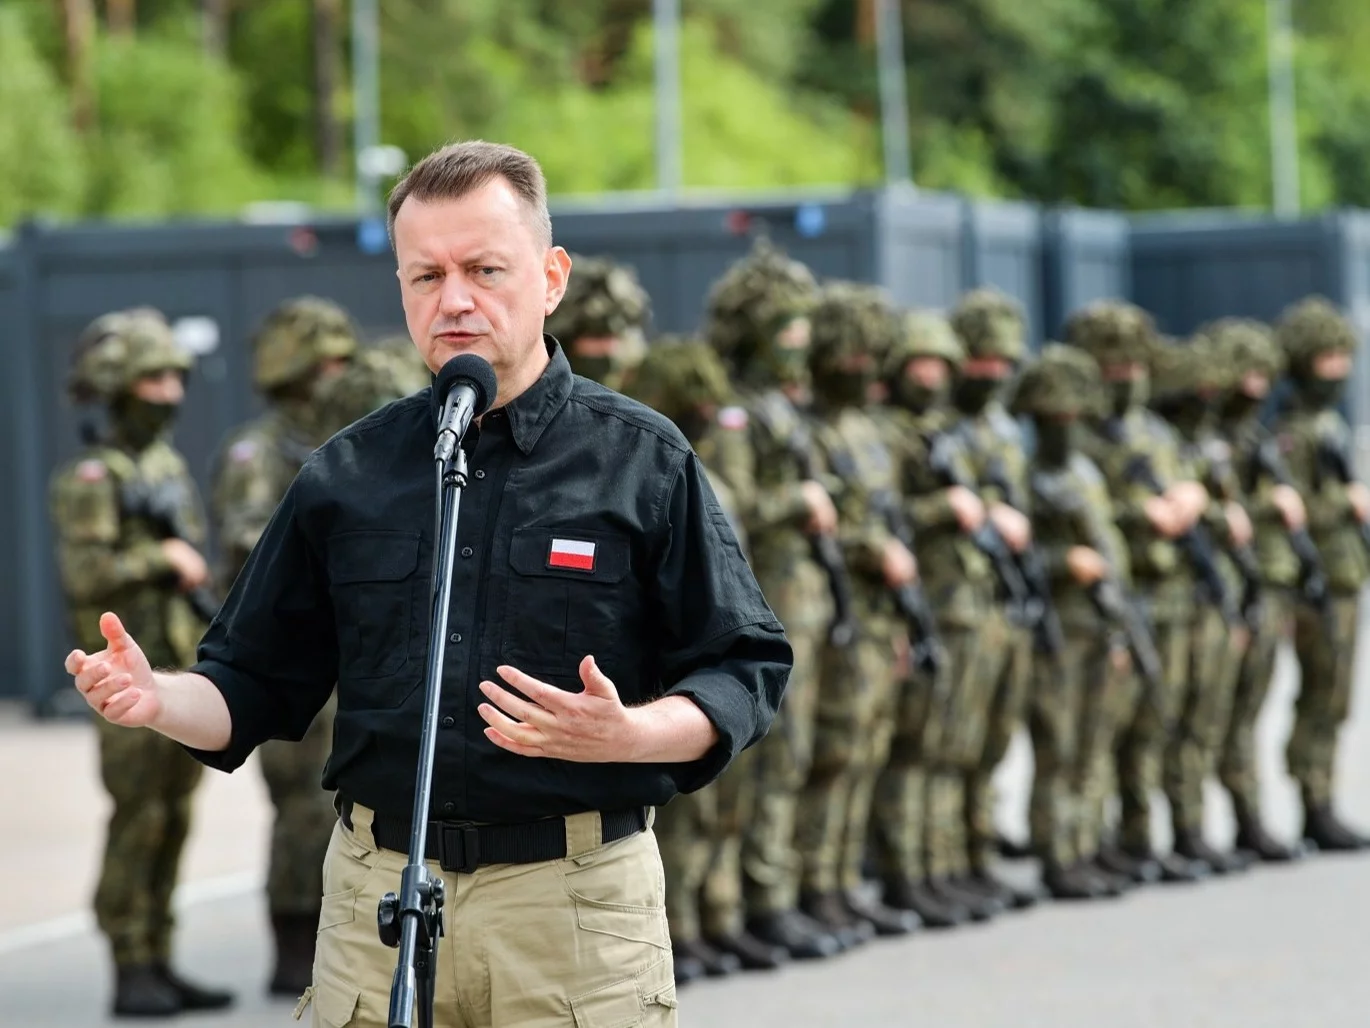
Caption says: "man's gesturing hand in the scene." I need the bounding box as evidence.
[66,612,161,727]
[478,656,640,762]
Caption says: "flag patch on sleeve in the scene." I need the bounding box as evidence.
[547,537,596,572]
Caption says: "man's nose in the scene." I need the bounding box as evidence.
[438,274,476,317]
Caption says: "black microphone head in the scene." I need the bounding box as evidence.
[435,353,498,416]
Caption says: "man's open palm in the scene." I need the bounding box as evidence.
[66,612,161,727]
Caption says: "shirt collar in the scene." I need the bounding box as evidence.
[428,335,573,456]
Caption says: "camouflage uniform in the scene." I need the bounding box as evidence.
[1147,338,1254,873]
[49,309,232,1017]
[947,289,1038,905]
[210,297,358,995]
[1009,345,1134,899]
[869,312,984,926]
[1066,302,1207,883]
[1213,320,1306,861]
[545,254,650,391]
[704,241,843,961]
[796,283,919,940]
[1272,298,1370,850]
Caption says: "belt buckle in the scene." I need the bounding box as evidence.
[438,822,480,874]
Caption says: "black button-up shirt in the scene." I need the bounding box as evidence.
[187,339,791,824]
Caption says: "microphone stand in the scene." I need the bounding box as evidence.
[377,424,470,1028]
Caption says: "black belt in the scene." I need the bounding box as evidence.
[337,796,648,874]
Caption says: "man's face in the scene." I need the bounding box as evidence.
[1101,361,1145,382]
[906,356,948,389]
[961,356,1012,380]
[1313,350,1353,381]
[393,178,571,388]
[131,369,185,405]
[1240,371,1270,398]
[571,335,619,360]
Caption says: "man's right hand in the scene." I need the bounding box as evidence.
[1066,546,1108,585]
[1348,482,1370,524]
[66,612,161,727]
[1270,484,1307,530]
[882,539,918,588]
[161,539,210,591]
[947,485,986,533]
[1167,481,1209,529]
[801,479,839,535]
[1144,495,1185,539]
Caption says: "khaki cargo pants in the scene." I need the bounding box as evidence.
[295,804,677,1027]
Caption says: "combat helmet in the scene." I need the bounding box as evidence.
[252,296,359,392]
[546,255,650,344]
[703,237,820,377]
[1197,318,1283,381]
[950,287,1027,362]
[628,335,732,429]
[808,281,900,395]
[1274,296,1358,379]
[314,347,419,439]
[884,310,964,380]
[1063,300,1158,366]
[68,307,194,404]
[1008,343,1103,420]
[372,332,435,395]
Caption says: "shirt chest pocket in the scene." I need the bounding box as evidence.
[502,528,635,678]
[328,530,421,688]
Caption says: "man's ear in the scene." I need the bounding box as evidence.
[545,247,572,315]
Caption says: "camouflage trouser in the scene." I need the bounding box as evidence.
[1116,616,1191,853]
[94,718,204,967]
[262,696,337,915]
[740,621,822,915]
[1074,637,1138,861]
[796,627,900,895]
[1220,588,1296,819]
[701,744,758,938]
[1027,636,1087,868]
[1165,605,1246,834]
[657,786,717,942]
[1288,593,1362,807]
[870,665,946,885]
[966,618,1033,872]
[925,613,1008,879]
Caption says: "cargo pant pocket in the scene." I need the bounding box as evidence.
[569,956,678,1028]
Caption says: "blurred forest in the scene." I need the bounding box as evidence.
[3,0,1370,228]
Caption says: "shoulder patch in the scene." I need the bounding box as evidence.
[229,439,260,464]
[717,405,749,430]
[75,459,107,483]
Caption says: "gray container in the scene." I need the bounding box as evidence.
[1041,209,1132,340]
[963,198,1044,347]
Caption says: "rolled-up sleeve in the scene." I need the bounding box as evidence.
[184,477,338,772]
[651,451,793,793]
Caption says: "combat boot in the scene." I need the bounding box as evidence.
[997,834,1035,861]
[268,912,318,997]
[745,909,843,960]
[1096,843,1161,884]
[112,964,182,1018]
[1302,805,1370,853]
[1041,862,1105,901]
[672,947,707,986]
[800,891,874,948]
[965,868,1042,910]
[1152,849,1211,884]
[844,891,921,937]
[1235,816,1303,863]
[923,876,1002,922]
[673,938,741,977]
[704,930,788,971]
[154,963,234,1011]
[1078,857,1135,895]
[881,878,971,929]
[1173,828,1250,876]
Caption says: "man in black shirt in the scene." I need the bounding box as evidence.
[65,140,791,1027]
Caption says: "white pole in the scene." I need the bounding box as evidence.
[653,0,683,195]
[352,0,380,214]
[875,0,912,185]
[1266,0,1300,219]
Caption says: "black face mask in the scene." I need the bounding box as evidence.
[1034,418,1075,465]
[894,377,948,415]
[954,376,1003,415]
[1223,390,1264,422]
[1167,394,1211,436]
[1109,376,1149,418]
[112,395,180,449]
[814,370,872,407]
[1299,376,1347,409]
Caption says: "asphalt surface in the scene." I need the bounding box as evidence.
[3,630,1368,1027]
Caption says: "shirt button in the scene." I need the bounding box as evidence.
[441,716,455,729]
[461,546,473,558]
[474,469,486,479]
[442,802,455,815]
[449,633,462,644]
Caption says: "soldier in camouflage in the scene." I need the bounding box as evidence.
[796,281,922,941]
[1272,297,1370,852]
[1212,319,1306,861]
[1146,337,1257,874]
[947,287,1042,910]
[1008,344,1134,900]
[704,239,844,961]
[1066,301,1211,885]
[50,308,234,1018]
[210,297,358,996]
[544,254,650,391]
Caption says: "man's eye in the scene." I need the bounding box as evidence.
[414,272,438,285]
[477,267,501,277]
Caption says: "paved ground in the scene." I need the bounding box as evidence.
[2,631,1369,1026]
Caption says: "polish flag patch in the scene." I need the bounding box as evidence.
[547,537,596,572]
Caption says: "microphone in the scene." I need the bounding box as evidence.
[433,354,498,461]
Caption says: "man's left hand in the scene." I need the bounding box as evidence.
[478,655,640,762]
[989,503,1032,553]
